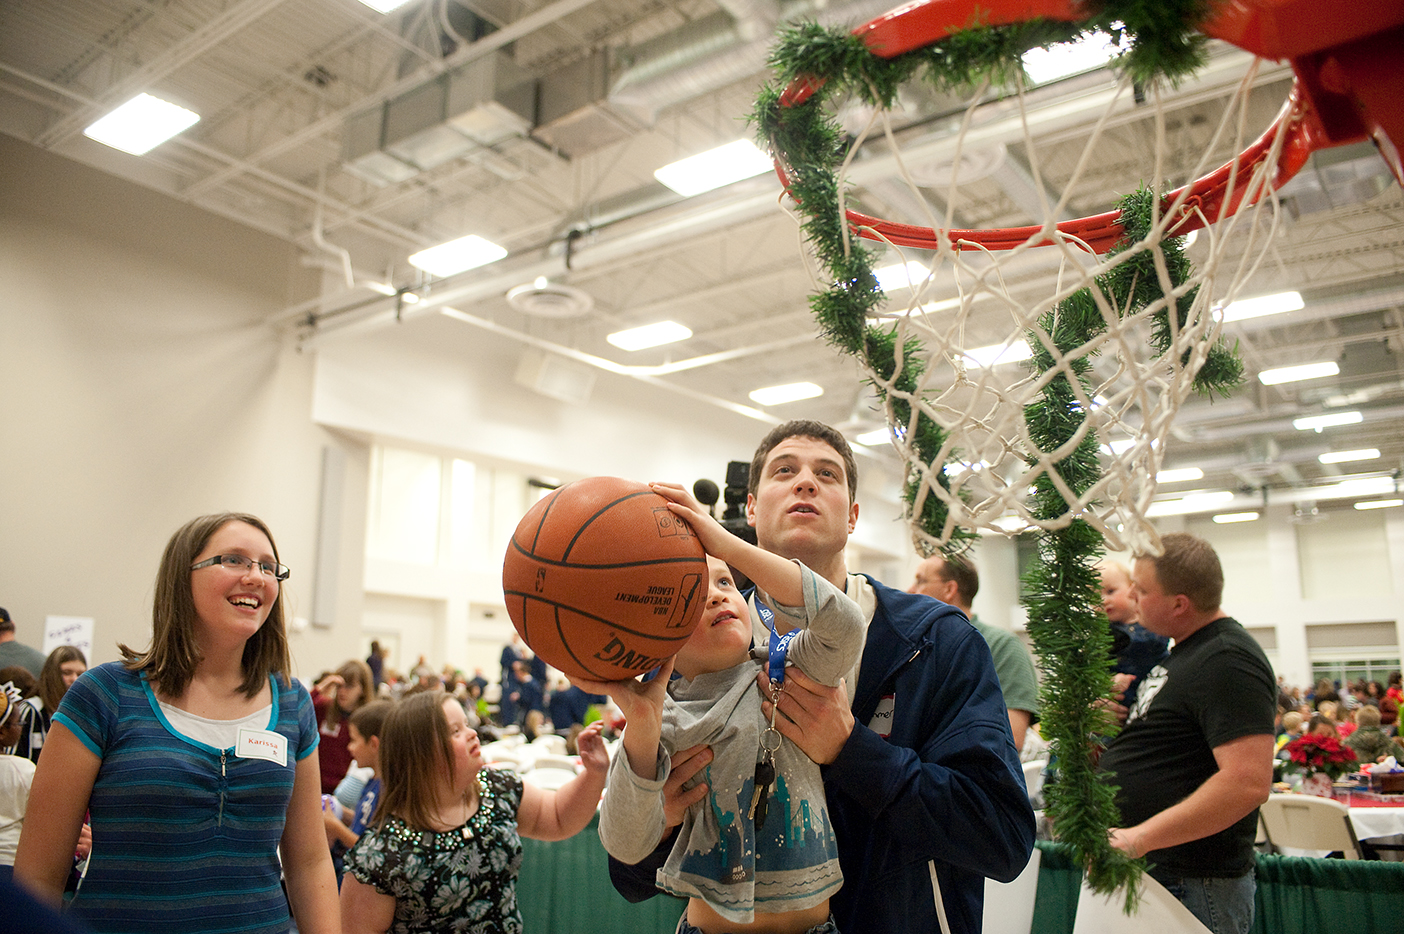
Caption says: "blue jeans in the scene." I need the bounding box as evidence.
[675,914,838,934]
[1154,871,1255,934]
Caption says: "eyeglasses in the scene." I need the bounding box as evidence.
[191,554,290,582]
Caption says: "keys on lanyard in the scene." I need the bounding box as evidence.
[748,683,784,829]
[750,594,790,832]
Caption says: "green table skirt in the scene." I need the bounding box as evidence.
[520,823,1404,933]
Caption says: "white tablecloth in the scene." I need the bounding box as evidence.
[1346,804,1404,842]
[1276,803,1404,860]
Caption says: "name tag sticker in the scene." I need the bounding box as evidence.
[236,727,288,766]
[869,694,895,737]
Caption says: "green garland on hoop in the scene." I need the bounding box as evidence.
[1022,189,1242,902]
[754,0,1241,904]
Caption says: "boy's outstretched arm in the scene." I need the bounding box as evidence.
[650,482,803,606]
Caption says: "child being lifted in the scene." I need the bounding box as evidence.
[579,482,864,934]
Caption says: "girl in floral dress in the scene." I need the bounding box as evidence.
[340,691,607,933]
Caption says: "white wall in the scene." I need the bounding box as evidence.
[0,135,366,680]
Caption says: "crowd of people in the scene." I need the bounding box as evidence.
[2,419,1402,934]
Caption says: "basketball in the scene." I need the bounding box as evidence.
[502,476,709,682]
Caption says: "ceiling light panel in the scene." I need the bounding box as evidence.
[408,234,507,277]
[655,140,772,196]
[1212,512,1260,523]
[1292,411,1363,432]
[1355,499,1403,510]
[749,382,823,406]
[1258,361,1339,385]
[1319,448,1380,464]
[963,340,1033,368]
[607,321,692,351]
[83,93,200,155]
[1156,467,1204,483]
[1221,291,1304,322]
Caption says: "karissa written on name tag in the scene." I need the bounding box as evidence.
[236,727,288,766]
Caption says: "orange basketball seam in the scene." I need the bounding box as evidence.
[503,540,706,570]
[501,590,699,644]
[558,489,665,562]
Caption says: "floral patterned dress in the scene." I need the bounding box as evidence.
[343,768,525,934]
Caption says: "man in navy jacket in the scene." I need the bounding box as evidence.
[609,420,1035,933]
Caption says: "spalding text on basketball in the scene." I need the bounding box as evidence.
[593,636,665,672]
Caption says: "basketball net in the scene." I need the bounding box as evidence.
[852,65,1280,559]
[760,1,1403,560]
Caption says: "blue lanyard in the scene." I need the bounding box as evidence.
[753,598,798,685]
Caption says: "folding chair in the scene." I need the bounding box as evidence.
[1257,793,1363,859]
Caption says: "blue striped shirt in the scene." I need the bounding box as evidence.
[55,662,318,933]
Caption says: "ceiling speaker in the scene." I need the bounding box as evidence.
[506,281,594,318]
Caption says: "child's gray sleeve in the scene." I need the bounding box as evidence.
[597,741,671,865]
[768,562,865,686]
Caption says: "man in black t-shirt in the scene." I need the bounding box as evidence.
[1098,533,1275,934]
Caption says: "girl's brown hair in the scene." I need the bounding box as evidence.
[349,699,394,741]
[325,659,374,731]
[376,692,473,831]
[39,645,87,712]
[121,513,291,699]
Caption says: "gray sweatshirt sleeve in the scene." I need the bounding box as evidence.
[597,740,672,865]
[767,562,865,687]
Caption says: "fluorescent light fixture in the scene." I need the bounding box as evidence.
[82,93,200,155]
[1292,411,1362,432]
[606,320,692,351]
[874,261,929,292]
[400,292,420,304]
[992,515,1033,533]
[408,234,508,277]
[356,0,414,10]
[1356,499,1403,510]
[1221,291,1304,322]
[855,428,892,447]
[1258,361,1339,385]
[366,281,398,296]
[1146,491,1235,517]
[1022,30,1120,84]
[655,139,772,197]
[1213,511,1260,524]
[1156,467,1204,484]
[964,340,1033,368]
[1102,438,1135,456]
[1319,448,1380,464]
[749,382,823,406]
[943,461,989,477]
[1316,476,1397,499]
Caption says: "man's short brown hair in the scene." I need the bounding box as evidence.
[936,554,980,606]
[748,420,858,504]
[1138,532,1224,612]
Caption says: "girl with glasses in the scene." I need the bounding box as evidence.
[15,512,339,933]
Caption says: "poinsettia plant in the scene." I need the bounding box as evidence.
[1283,733,1358,780]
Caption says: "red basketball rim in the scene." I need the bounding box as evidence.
[772,0,1404,254]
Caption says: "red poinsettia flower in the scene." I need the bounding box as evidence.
[1284,733,1358,779]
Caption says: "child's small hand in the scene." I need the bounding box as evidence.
[315,673,345,695]
[649,482,735,558]
[569,658,673,728]
[574,721,609,774]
